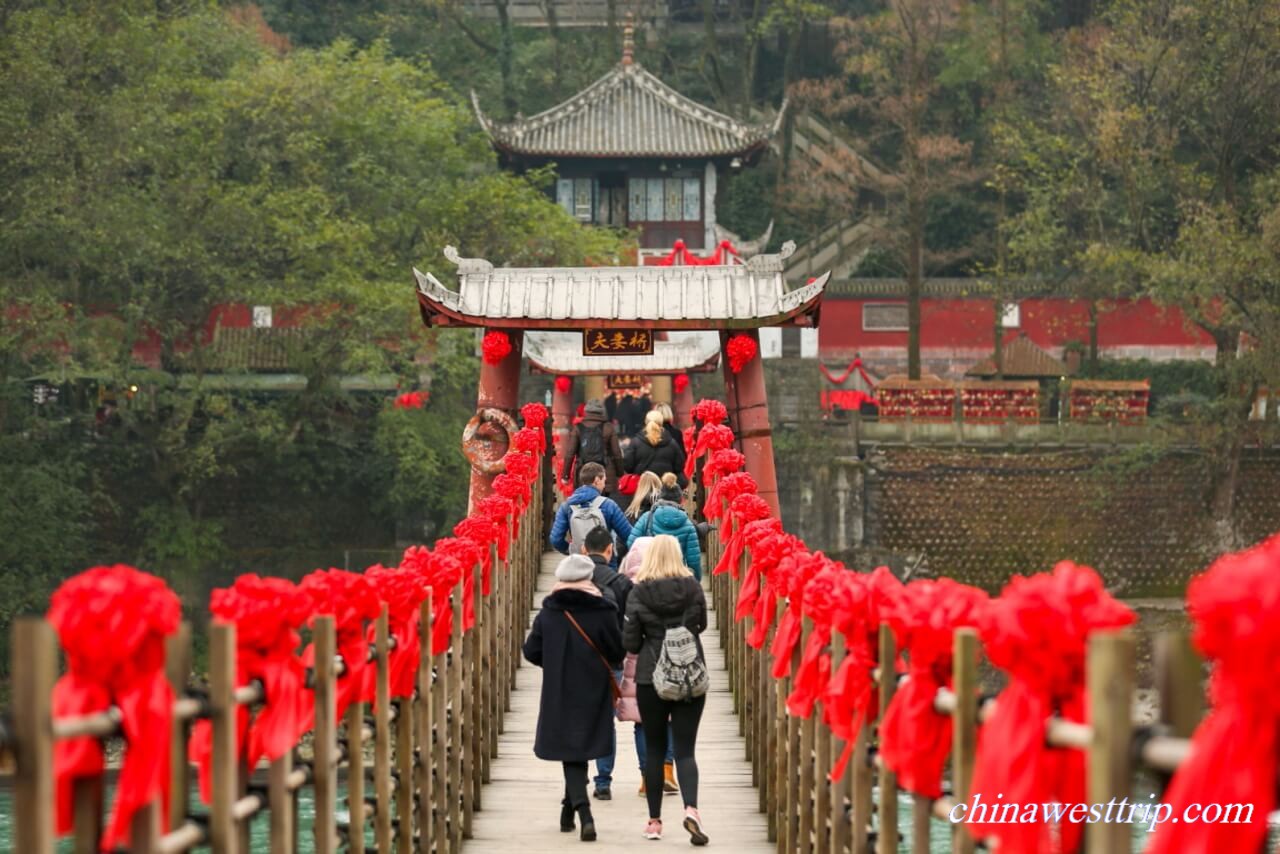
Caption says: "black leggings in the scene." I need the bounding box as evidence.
[562,760,590,817]
[637,683,705,819]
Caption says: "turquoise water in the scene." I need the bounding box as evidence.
[0,785,377,852]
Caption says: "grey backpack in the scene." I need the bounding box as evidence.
[652,621,709,701]
[568,496,608,549]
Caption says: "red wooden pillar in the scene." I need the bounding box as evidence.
[722,329,780,516]
[468,329,524,512]
[551,375,574,462]
[674,379,694,429]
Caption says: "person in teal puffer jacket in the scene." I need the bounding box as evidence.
[626,473,702,579]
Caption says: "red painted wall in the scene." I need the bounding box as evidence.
[819,297,1215,373]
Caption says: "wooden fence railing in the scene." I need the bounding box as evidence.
[704,530,1203,854]
[6,468,546,854]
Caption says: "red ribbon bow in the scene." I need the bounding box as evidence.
[433,538,483,632]
[1147,533,1280,854]
[481,330,513,365]
[48,565,181,850]
[190,575,314,803]
[684,423,735,480]
[823,566,903,781]
[365,565,430,702]
[300,569,382,719]
[476,495,515,558]
[966,562,1134,854]
[878,579,988,798]
[712,493,773,578]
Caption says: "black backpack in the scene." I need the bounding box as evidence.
[578,424,606,465]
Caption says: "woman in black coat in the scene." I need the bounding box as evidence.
[626,413,688,487]
[523,554,625,841]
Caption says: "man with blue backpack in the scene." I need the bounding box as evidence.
[550,462,633,567]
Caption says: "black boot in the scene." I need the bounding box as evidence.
[560,798,575,833]
[578,805,597,842]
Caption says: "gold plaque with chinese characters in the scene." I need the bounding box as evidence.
[582,328,654,356]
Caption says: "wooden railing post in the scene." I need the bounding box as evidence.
[313,616,338,854]
[1154,631,1201,739]
[209,622,237,854]
[951,629,978,854]
[432,592,449,851]
[783,617,803,854]
[346,690,366,853]
[12,617,56,854]
[799,617,817,854]
[166,624,193,833]
[449,584,464,851]
[773,598,789,854]
[829,632,851,854]
[876,624,897,854]
[370,608,391,853]
[411,595,432,854]
[1087,631,1135,854]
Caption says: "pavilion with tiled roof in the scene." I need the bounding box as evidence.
[472,22,785,253]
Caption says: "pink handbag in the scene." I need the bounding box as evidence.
[615,653,642,722]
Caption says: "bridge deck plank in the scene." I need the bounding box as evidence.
[461,552,773,852]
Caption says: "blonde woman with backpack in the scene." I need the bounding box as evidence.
[622,534,710,844]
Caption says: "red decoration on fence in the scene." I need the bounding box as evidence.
[433,538,483,631]
[300,569,382,719]
[673,374,690,394]
[966,562,1134,854]
[365,566,429,702]
[476,495,515,559]
[684,422,735,480]
[726,334,758,374]
[712,493,773,578]
[190,575,313,804]
[481,330,513,365]
[1146,533,1280,854]
[393,390,429,409]
[818,357,874,387]
[48,566,181,850]
[879,579,989,798]
[690,398,728,425]
[554,375,572,394]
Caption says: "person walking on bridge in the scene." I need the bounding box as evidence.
[551,462,633,566]
[623,535,711,845]
[523,553,626,841]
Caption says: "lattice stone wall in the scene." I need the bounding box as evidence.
[777,444,1280,597]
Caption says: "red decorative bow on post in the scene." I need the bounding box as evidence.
[48,565,181,850]
[823,566,903,780]
[684,423,735,481]
[744,532,805,650]
[402,546,463,655]
[455,516,501,595]
[878,579,989,798]
[300,569,382,718]
[712,493,773,578]
[365,565,430,702]
[476,494,515,560]
[433,538,483,632]
[786,564,851,719]
[519,402,549,454]
[1147,533,1280,854]
[769,550,828,680]
[189,575,314,804]
[705,471,757,523]
[733,518,786,622]
[966,562,1134,854]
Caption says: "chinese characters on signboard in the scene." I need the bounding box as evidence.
[607,374,646,389]
[582,328,654,356]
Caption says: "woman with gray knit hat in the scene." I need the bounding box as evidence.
[523,553,626,841]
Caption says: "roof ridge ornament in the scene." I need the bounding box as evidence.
[746,240,796,273]
[622,13,635,66]
[443,245,494,275]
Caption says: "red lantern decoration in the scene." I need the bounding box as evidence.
[554,375,572,394]
[726,334,758,374]
[673,374,690,394]
[393,390,429,409]
[481,331,512,365]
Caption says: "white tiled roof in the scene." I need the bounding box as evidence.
[472,64,785,158]
[524,332,721,374]
[413,243,830,329]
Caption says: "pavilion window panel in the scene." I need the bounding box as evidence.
[646,179,665,221]
[556,179,574,217]
[665,179,684,221]
[682,178,700,221]
[628,180,646,221]
[573,179,594,221]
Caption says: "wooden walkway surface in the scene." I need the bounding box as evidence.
[462,552,774,852]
